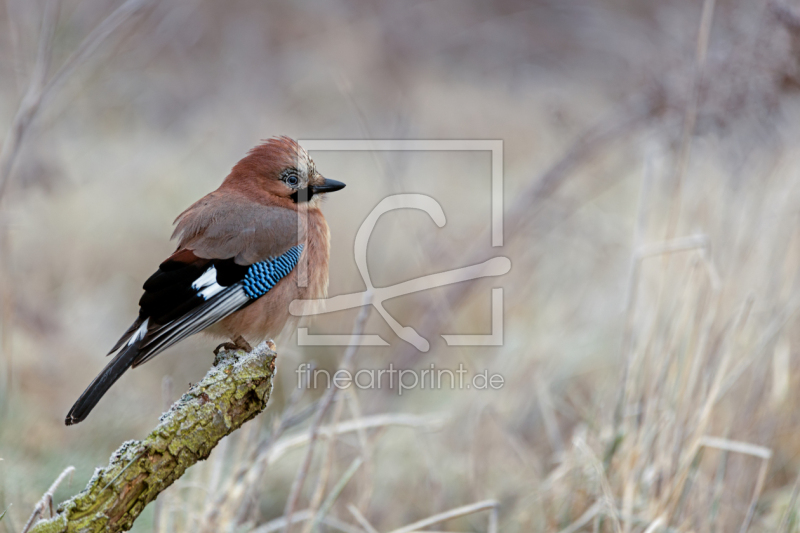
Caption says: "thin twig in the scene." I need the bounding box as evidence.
[254,509,363,533]
[642,516,666,533]
[4,0,26,90]
[301,396,347,533]
[345,388,374,512]
[575,438,622,533]
[613,235,711,443]
[311,457,364,533]
[0,0,150,201]
[20,466,74,533]
[283,292,373,533]
[347,504,380,533]
[556,502,603,533]
[0,0,59,201]
[269,413,444,465]
[664,0,716,242]
[386,499,499,533]
[39,0,150,107]
[692,437,774,533]
[778,468,800,532]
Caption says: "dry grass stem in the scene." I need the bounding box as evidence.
[20,466,74,533]
[557,502,603,533]
[310,457,363,533]
[283,292,373,533]
[347,504,380,533]
[254,509,364,533]
[0,0,149,200]
[664,0,716,241]
[386,499,499,533]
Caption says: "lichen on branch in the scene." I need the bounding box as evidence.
[28,341,278,533]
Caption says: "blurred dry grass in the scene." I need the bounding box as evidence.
[5,0,800,531]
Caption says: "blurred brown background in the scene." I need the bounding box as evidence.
[3,0,800,531]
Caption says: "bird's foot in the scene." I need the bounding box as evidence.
[213,342,237,356]
[213,335,253,356]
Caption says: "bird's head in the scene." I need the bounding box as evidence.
[227,136,345,207]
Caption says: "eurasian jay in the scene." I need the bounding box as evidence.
[65,137,345,425]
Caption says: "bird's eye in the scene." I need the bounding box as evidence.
[284,173,299,187]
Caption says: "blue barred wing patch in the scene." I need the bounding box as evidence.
[242,244,304,299]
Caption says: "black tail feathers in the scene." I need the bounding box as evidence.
[64,340,142,426]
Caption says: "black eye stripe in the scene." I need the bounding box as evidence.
[290,187,314,203]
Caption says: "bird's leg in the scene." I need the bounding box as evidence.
[213,335,253,356]
[232,335,253,352]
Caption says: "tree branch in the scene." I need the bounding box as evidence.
[27,341,278,533]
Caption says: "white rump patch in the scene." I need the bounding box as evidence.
[192,266,224,300]
[127,318,150,346]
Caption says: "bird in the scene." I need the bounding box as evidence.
[65,137,345,425]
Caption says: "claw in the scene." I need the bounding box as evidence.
[213,342,238,356]
[213,336,252,365]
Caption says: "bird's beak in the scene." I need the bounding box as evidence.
[311,178,346,195]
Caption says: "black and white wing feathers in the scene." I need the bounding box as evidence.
[65,245,303,425]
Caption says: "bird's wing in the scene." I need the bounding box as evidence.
[67,244,304,425]
[171,189,305,265]
[109,243,304,368]
[107,193,305,366]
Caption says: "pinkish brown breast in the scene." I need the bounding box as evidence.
[205,207,330,343]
